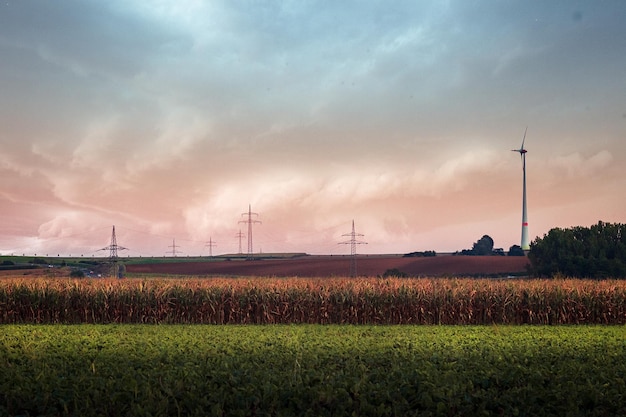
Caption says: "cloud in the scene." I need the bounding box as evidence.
[547,150,613,180]
[1,1,625,256]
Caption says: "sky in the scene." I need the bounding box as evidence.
[1,0,625,257]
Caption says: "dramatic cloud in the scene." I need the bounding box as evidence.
[1,0,625,256]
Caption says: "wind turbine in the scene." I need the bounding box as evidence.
[512,127,530,251]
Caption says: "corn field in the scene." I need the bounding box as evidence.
[1,276,625,324]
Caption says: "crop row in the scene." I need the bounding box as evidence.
[2,325,625,416]
[1,277,625,324]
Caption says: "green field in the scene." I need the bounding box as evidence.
[0,253,307,266]
[1,325,624,416]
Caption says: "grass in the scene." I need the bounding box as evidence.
[0,254,308,267]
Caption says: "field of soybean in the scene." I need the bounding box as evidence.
[1,324,625,416]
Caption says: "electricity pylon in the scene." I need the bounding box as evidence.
[100,225,127,278]
[205,237,217,257]
[167,239,182,257]
[339,220,367,277]
[235,229,245,254]
[239,204,261,260]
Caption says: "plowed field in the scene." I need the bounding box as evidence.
[126,255,529,277]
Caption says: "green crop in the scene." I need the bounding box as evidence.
[1,325,625,416]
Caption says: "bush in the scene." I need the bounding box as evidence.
[31,258,47,265]
[382,268,408,278]
[69,269,85,278]
[508,245,525,256]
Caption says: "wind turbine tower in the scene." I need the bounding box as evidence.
[512,128,530,251]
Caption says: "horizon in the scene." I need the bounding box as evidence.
[1,1,625,257]
[0,219,612,259]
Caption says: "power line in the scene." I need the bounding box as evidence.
[339,220,367,277]
[239,204,261,260]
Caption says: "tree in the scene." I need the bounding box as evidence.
[528,221,626,278]
[472,235,494,256]
[403,251,436,258]
[508,245,525,256]
[457,235,500,256]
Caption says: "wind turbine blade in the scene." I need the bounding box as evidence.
[521,126,528,149]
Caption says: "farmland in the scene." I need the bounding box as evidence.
[0,254,531,278]
[2,324,625,417]
[2,273,625,416]
[125,254,530,277]
[1,277,625,325]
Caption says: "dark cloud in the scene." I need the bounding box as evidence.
[0,0,624,255]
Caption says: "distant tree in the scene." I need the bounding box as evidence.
[403,251,437,258]
[528,221,626,278]
[458,235,507,256]
[508,245,525,256]
[31,257,47,265]
[472,235,494,256]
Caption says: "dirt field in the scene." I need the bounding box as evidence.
[126,255,530,277]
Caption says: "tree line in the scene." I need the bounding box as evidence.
[528,221,626,278]
[454,221,626,278]
[456,235,525,257]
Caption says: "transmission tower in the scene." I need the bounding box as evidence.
[235,229,245,254]
[205,237,217,257]
[339,220,367,277]
[100,225,127,278]
[239,204,261,260]
[167,239,182,257]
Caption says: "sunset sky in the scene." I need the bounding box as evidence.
[1,1,625,257]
